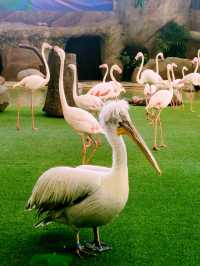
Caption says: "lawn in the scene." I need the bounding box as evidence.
[0,102,200,266]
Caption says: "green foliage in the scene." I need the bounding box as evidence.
[1,103,200,265]
[134,0,145,8]
[119,45,149,81]
[155,21,190,58]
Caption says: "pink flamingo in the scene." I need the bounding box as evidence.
[182,57,200,112]
[135,52,164,85]
[146,64,174,151]
[13,42,52,131]
[144,84,157,106]
[54,46,103,164]
[87,64,125,100]
[71,64,104,113]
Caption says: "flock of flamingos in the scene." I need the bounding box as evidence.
[1,42,200,256]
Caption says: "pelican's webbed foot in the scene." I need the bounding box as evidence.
[84,241,112,253]
[75,243,97,257]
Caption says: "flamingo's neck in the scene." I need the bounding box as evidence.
[58,55,70,112]
[110,66,116,82]
[156,54,159,74]
[103,65,109,83]
[167,67,174,96]
[171,66,176,81]
[194,60,199,74]
[136,54,144,84]
[72,66,79,103]
[42,47,50,84]
[182,68,186,78]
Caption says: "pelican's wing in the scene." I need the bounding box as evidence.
[27,166,102,216]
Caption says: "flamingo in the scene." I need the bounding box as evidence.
[54,46,103,164]
[146,64,174,150]
[182,57,200,112]
[143,84,157,106]
[13,42,52,131]
[70,64,104,113]
[135,52,164,85]
[87,64,125,101]
[26,100,161,256]
[181,66,195,112]
[170,63,184,109]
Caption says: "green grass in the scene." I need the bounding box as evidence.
[1,102,200,266]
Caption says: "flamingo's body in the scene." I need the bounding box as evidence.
[27,100,161,255]
[135,52,164,85]
[13,42,52,130]
[146,64,174,150]
[54,46,102,164]
[143,84,157,105]
[87,64,125,101]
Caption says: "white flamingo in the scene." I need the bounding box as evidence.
[54,46,103,164]
[135,52,164,85]
[13,42,52,131]
[146,64,174,150]
[26,100,161,256]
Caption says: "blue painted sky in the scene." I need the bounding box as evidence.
[0,0,113,12]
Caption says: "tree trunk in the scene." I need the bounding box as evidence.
[43,51,77,117]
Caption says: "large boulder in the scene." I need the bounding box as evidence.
[17,68,44,81]
[132,57,195,81]
[0,76,9,111]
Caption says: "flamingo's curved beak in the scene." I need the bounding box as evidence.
[117,120,162,175]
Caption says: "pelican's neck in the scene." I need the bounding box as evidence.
[136,54,144,83]
[155,54,160,74]
[58,55,70,111]
[42,47,50,84]
[103,65,109,83]
[194,60,199,73]
[105,128,128,175]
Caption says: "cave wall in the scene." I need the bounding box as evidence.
[0,0,196,80]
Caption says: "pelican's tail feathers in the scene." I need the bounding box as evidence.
[34,217,53,228]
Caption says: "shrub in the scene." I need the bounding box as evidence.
[119,45,149,81]
[155,21,190,58]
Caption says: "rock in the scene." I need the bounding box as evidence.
[132,57,195,82]
[17,68,44,81]
[0,76,5,85]
[128,96,146,106]
[0,91,9,111]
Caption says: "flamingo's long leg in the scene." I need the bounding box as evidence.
[80,134,87,165]
[158,112,167,148]
[30,90,37,131]
[189,85,195,112]
[153,111,159,151]
[16,88,23,130]
[86,134,99,164]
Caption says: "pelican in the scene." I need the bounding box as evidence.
[26,100,161,256]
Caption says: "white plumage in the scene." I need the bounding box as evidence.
[27,99,161,255]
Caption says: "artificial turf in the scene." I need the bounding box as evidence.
[0,102,200,266]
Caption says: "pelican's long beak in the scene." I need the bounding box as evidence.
[117,120,162,175]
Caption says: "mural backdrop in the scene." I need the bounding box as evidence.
[0,0,113,12]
